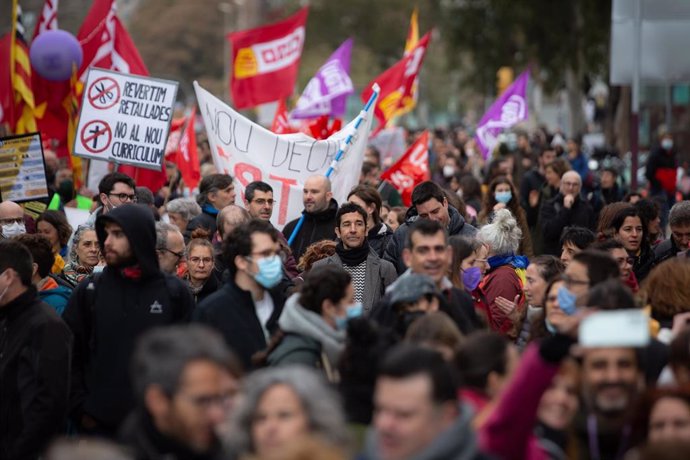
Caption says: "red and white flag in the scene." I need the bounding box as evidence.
[33,0,58,37]
[361,32,431,130]
[270,98,296,134]
[174,110,201,190]
[77,0,166,192]
[380,131,430,206]
[229,7,308,109]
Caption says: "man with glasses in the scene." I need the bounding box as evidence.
[121,325,242,459]
[63,204,194,436]
[653,200,690,266]
[155,222,186,275]
[540,170,595,256]
[0,200,27,238]
[84,172,137,228]
[244,181,299,279]
[312,203,397,314]
[193,220,288,369]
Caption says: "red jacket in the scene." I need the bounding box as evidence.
[479,265,525,338]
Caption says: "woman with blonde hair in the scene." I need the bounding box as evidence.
[476,208,527,339]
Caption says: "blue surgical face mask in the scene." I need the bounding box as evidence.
[495,190,512,204]
[335,302,364,330]
[253,255,283,289]
[662,138,674,150]
[557,285,578,315]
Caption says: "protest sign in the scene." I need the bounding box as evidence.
[194,81,374,229]
[73,68,178,171]
[475,70,529,159]
[0,133,49,203]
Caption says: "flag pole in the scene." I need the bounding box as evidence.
[287,83,380,247]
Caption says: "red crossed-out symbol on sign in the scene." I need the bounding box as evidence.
[88,76,121,110]
[80,120,112,154]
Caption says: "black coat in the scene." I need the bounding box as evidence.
[368,223,394,258]
[193,277,286,369]
[0,287,72,460]
[539,193,595,256]
[282,199,338,260]
[370,282,482,336]
[384,206,478,275]
[653,237,681,267]
[63,205,194,432]
[120,409,224,460]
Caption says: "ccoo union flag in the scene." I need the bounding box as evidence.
[229,7,308,109]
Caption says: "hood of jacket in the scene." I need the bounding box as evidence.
[404,205,468,235]
[362,406,480,460]
[95,203,160,278]
[278,293,346,365]
[303,198,339,221]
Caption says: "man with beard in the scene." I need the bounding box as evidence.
[120,325,242,460]
[283,175,339,260]
[576,347,643,460]
[311,203,397,314]
[63,204,194,437]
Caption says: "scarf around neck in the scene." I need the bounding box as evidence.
[335,239,370,266]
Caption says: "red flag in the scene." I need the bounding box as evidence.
[304,116,342,140]
[33,0,58,37]
[380,131,430,206]
[174,110,201,190]
[361,32,431,129]
[77,0,148,78]
[77,0,167,192]
[164,117,187,159]
[270,98,296,134]
[229,7,308,109]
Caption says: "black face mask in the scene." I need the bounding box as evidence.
[395,310,427,337]
[57,179,75,202]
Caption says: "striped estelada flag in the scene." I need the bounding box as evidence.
[62,63,84,188]
[9,0,37,134]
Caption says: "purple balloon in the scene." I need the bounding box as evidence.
[30,30,83,82]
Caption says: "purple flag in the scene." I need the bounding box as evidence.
[291,38,354,119]
[475,70,529,159]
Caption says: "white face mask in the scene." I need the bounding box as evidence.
[1,221,26,238]
[662,138,674,150]
[442,165,456,178]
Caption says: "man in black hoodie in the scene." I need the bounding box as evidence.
[282,175,339,260]
[0,240,72,460]
[63,204,194,437]
[384,181,477,275]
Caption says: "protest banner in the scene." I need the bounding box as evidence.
[0,132,49,203]
[73,68,178,171]
[194,81,374,229]
[291,38,354,120]
[380,131,430,206]
[229,7,308,109]
[475,70,530,159]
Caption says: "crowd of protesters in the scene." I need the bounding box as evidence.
[2,123,690,460]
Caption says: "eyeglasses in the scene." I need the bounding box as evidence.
[164,248,185,260]
[180,391,236,411]
[189,257,213,265]
[251,198,275,206]
[562,275,589,288]
[108,193,137,203]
